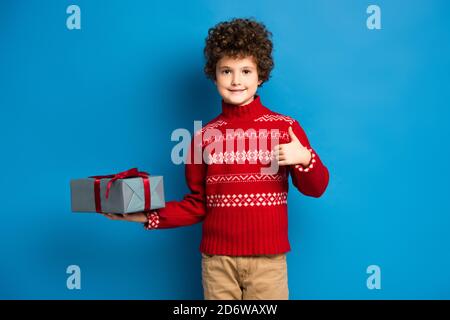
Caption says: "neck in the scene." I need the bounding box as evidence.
[221,95,267,120]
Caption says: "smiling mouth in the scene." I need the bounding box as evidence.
[229,89,246,93]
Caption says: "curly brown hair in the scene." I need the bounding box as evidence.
[203,18,274,86]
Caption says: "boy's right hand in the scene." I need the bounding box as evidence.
[101,212,148,223]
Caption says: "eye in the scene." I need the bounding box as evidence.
[221,69,231,74]
[243,70,251,74]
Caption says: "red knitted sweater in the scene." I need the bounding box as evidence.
[145,95,329,256]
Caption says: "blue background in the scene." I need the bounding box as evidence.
[1,0,449,299]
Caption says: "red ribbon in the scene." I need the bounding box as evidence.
[89,168,151,213]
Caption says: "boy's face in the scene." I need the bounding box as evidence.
[215,55,263,106]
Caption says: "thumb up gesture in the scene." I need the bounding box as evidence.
[275,126,312,167]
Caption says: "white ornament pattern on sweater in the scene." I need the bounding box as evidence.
[202,130,290,147]
[199,120,228,135]
[207,150,275,164]
[254,114,295,125]
[294,148,317,172]
[206,192,288,208]
[206,172,287,184]
[144,212,160,230]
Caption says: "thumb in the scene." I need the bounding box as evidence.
[288,126,299,143]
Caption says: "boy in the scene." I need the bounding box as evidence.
[103,18,329,300]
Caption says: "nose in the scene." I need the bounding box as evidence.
[231,73,241,86]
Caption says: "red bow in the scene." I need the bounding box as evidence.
[89,168,151,213]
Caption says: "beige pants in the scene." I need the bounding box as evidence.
[201,253,289,300]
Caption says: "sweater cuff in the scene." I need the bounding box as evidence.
[143,211,160,230]
[294,148,316,173]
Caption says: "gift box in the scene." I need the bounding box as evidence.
[70,168,165,214]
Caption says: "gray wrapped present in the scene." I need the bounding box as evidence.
[70,168,165,214]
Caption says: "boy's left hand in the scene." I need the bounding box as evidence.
[275,126,312,167]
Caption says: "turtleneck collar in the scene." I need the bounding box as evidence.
[221,95,268,120]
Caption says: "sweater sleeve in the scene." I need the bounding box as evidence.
[144,136,207,230]
[288,120,330,198]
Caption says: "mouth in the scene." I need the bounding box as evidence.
[228,89,247,94]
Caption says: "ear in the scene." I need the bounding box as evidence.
[258,80,263,86]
